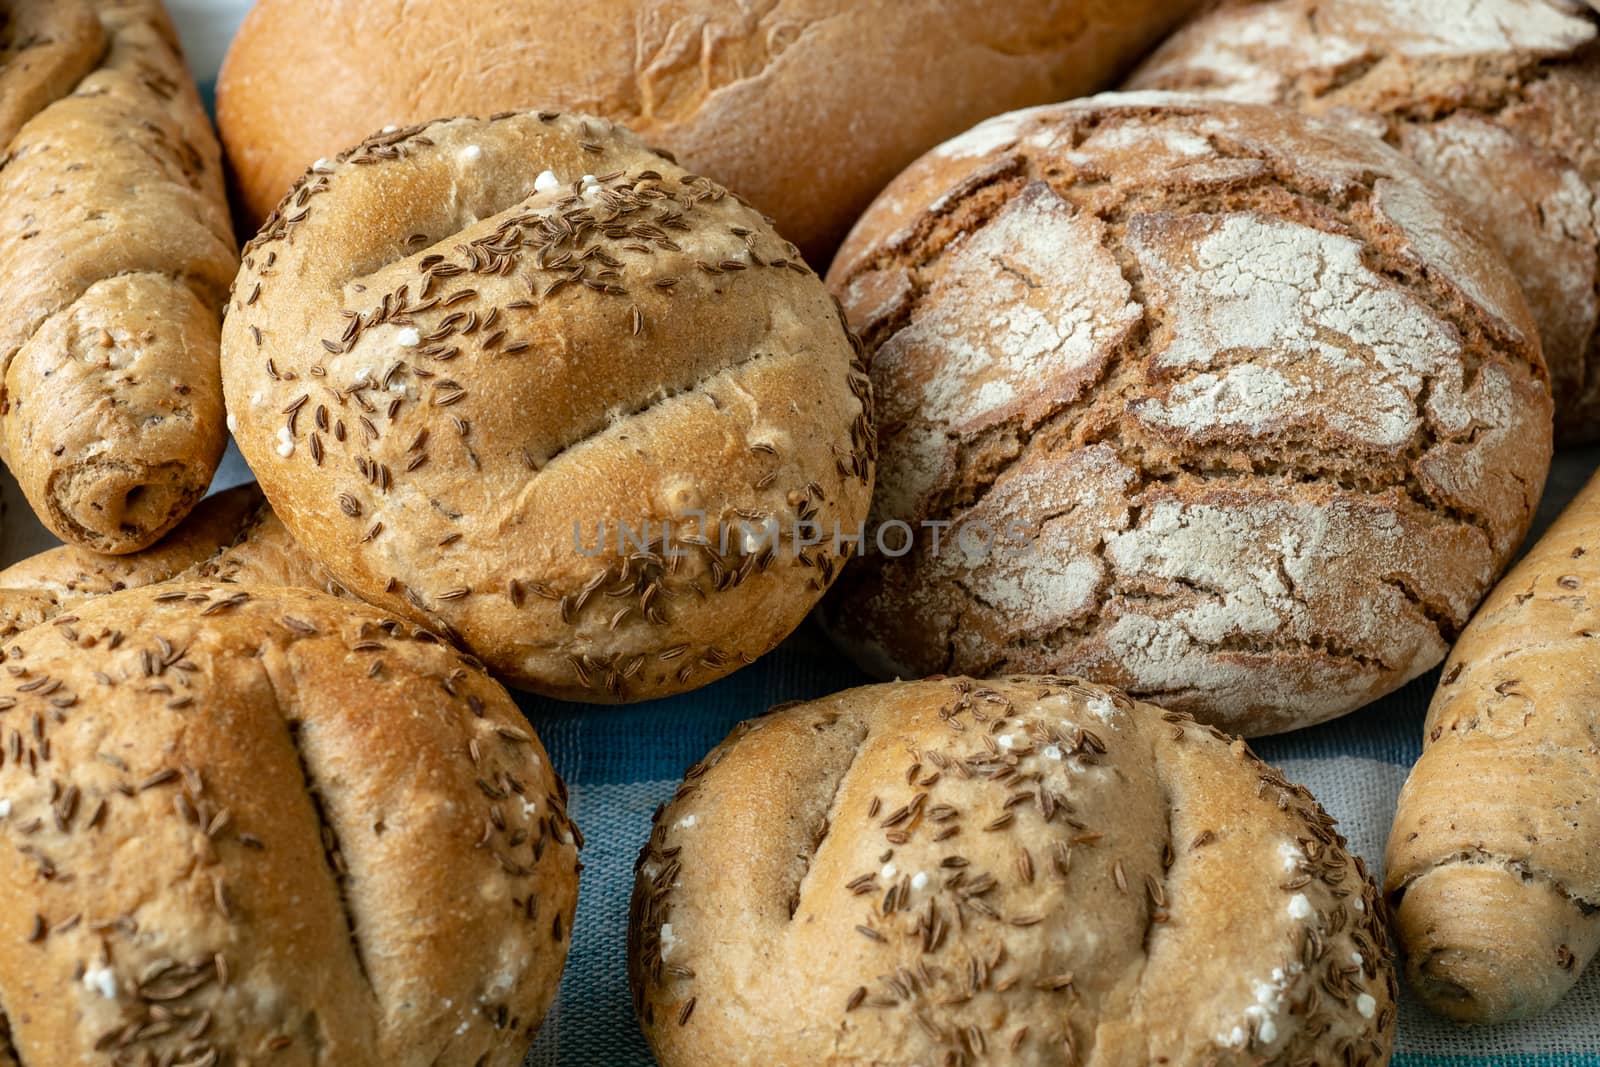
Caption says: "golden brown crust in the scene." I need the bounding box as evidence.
[0,583,579,1065]
[1385,468,1600,1023]
[222,111,874,702]
[215,0,1202,261]
[630,676,1395,1066]
[0,0,234,553]
[0,484,328,639]
[1127,0,1600,442]
[822,93,1552,736]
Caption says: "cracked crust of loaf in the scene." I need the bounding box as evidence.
[0,583,579,1065]
[216,0,1202,261]
[629,675,1395,1066]
[1127,0,1600,442]
[822,93,1553,737]
[0,0,235,553]
[0,483,332,640]
[222,111,875,703]
[1385,467,1600,1023]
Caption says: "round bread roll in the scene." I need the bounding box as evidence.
[221,111,874,702]
[823,93,1553,736]
[0,583,579,1065]
[1127,0,1600,442]
[0,483,332,640]
[214,0,1202,260]
[629,676,1396,1066]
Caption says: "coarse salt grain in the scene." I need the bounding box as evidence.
[534,170,560,194]
[396,326,421,347]
[83,967,117,999]
[275,427,295,458]
[459,144,482,162]
[1286,893,1314,921]
[1356,993,1377,1019]
[911,872,929,891]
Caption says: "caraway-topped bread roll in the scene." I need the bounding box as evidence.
[0,0,235,552]
[0,583,579,1065]
[823,93,1553,736]
[222,111,875,703]
[215,0,1203,260]
[1127,0,1600,442]
[1386,468,1600,1023]
[630,676,1396,1066]
[0,483,328,639]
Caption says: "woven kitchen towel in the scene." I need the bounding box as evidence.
[139,3,1600,1062]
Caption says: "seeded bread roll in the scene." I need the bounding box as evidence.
[0,0,235,552]
[630,676,1396,1066]
[1385,468,1600,1023]
[215,0,1202,262]
[1127,0,1600,442]
[0,483,330,639]
[222,111,875,702]
[0,583,579,1065]
[822,93,1552,736]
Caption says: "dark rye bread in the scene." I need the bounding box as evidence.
[0,584,579,1066]
[630,676,1396,1066]
[222,111,875,703]
[1128,0,1600,442]
[824,93,1553,737]
[0,0,235,552]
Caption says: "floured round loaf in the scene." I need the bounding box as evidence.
[823,93,1552,736]
[0,583,579,1065]
[222,111,874,702]
[1127,0,1600,442]
[630,676,1396,1066]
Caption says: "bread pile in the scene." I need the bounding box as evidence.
[2,0,1598,1060]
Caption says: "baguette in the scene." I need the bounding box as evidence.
[0,0,235,553]
[1386,468,1600,1022]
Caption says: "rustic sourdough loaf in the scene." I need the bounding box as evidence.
[215,0,1202,260]
[631,676,1396,1066]
[0,483,329,639]
[824,93,1552,736]
[1128,0,1600,441]
[222,111,875,702]
[0,0,235,552]
[0,583,579,1065]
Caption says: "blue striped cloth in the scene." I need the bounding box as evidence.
[173,1,1600,1058]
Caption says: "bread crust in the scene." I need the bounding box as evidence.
[630,675,1395,1066]
[1386,468,1600,1023]
[1127,0,1600,442]
[0,484,330,639]
[215,0,1202,260]
[0,0,235,552]
[823,93,1552,736]
[0,583,579,1065]
[222,111,874,702]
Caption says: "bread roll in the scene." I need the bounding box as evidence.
[0,583,579,1065]
[0,0,235,552]
[215,0,1202,260]
[823,93,1552,736]
[1386,467,1600,1023]
[630,676,1396,1066]
[222,111,875,702]
[0,483,328,639]
[1127,0,1600,442]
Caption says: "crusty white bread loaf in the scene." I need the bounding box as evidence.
[1128,0,1600,442]
[631,676,1396,1066]
[216,0,1203,261]
[0,583,579,1065]
[823,93,1553,736]
[1386,468,1600,1023]
[0,483,329,640]
[0,0,235,552]
[222,111,874,702]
